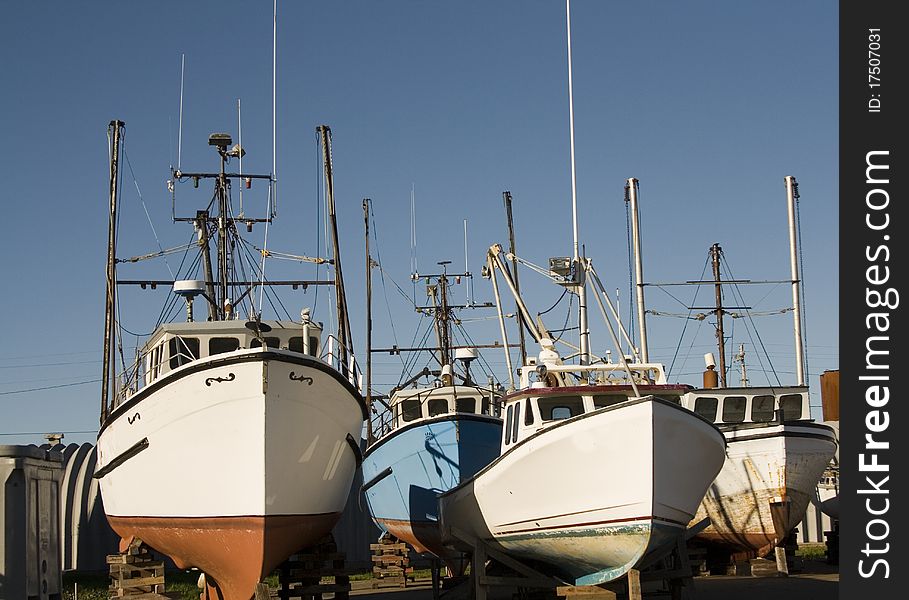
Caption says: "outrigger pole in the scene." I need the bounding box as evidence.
[364,198,374,444]
[101,120,124,424]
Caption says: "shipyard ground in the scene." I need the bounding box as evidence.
[349,560,838,600]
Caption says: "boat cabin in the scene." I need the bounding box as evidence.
[500,360,686,452]
[376,384,501,438]
[679,386,810,426]
[115,319,323,407]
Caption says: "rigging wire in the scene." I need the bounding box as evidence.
[369,202,407,373]
[722,253,781,386]
[795,190,811,384]
[667,254,709,377]
[123,147,175,277]
[0,379,101,396]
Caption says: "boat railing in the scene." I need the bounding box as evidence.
[518,360,668,388]
[370,386,503,440]
[321,334,362,391]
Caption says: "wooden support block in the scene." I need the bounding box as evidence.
[556,585,617,599]
[626,569,642,600]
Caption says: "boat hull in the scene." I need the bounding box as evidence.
[440,398,726,585]
[362,415,502,570]
[96,351,365,600]
[692,421,837,556]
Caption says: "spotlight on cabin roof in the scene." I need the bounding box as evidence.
[208,133,232,148]
[172,280,206,298]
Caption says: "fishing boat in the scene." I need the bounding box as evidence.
[94,122,365,600]
[438,245,727,586]
[361,258,504,573]
[680,383,836,556]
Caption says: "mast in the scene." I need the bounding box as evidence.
[564,0,589,365]
[710,243,728,387]
[101,119,124,424]
[428,262,453,368]
[503,191,528,365]
[364,198,374,443]
[625,178,649,362]
[196,210,217,320]
[216,140,230,318]
[785,175,806,386]
[318,125,353,369]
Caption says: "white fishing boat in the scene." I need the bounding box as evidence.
[94,123,365,600]
[679,385,836,556]
[440,347,726,586]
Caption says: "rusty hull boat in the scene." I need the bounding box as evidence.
[681,386,837,556]
[95,124,365,599]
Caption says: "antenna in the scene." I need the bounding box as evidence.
[237,98,243,217]
[464,219,472,305]
[177,54,185,171]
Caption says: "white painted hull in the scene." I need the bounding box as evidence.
[441,398,726,585]
[95,350,365,600]
[693,421,837,554]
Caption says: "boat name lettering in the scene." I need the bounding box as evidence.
[205,373,236,386]
[289,372,314,385]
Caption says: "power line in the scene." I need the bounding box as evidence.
[0,379,100,396]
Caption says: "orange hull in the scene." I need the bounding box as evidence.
[108,513,340,600]
[379,518,467,575]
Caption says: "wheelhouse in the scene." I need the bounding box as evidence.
[114,319,325,408]
[679,387,810,426]
[374,385,502,438]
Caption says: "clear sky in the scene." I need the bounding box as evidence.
[0,1,838,446]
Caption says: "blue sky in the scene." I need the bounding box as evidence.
[0,1,838,446]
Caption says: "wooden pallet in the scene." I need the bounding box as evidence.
[107,540,168,598]
[276,535,352,600]
[369,534,415,588]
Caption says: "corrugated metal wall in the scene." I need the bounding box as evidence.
[40,443,120,572]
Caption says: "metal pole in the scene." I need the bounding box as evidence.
[488,254,515,390]
[364,199,374,444]
[710,243,727,388]
[196,210,217,320]
[503,191,528,365]
[101,120,124,424]
[318,125,353,363]
[785,175,806,386]
[586,260,641,398]
[217,146,228,317]
[565,0,589,366]
[626,178,649,362]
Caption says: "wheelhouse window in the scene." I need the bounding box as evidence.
[309,336,320,356]
[751,395,775,422]
[400,399,422,422]
[456,397,477,414]
[593,394,627,409]
[538,395,584,421]
[505,405,514,445]
[524,398,535,425]
[694,397,718,422]
[428,398,448,417]
[250,336,280,349]
[210,337,240,355]
[722,396,747,423]
[512,402,521,441]
[780,394,803,420]
[168,336,199,369]
[289,336,304,353]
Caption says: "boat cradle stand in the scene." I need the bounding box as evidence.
[447,520,707,600]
